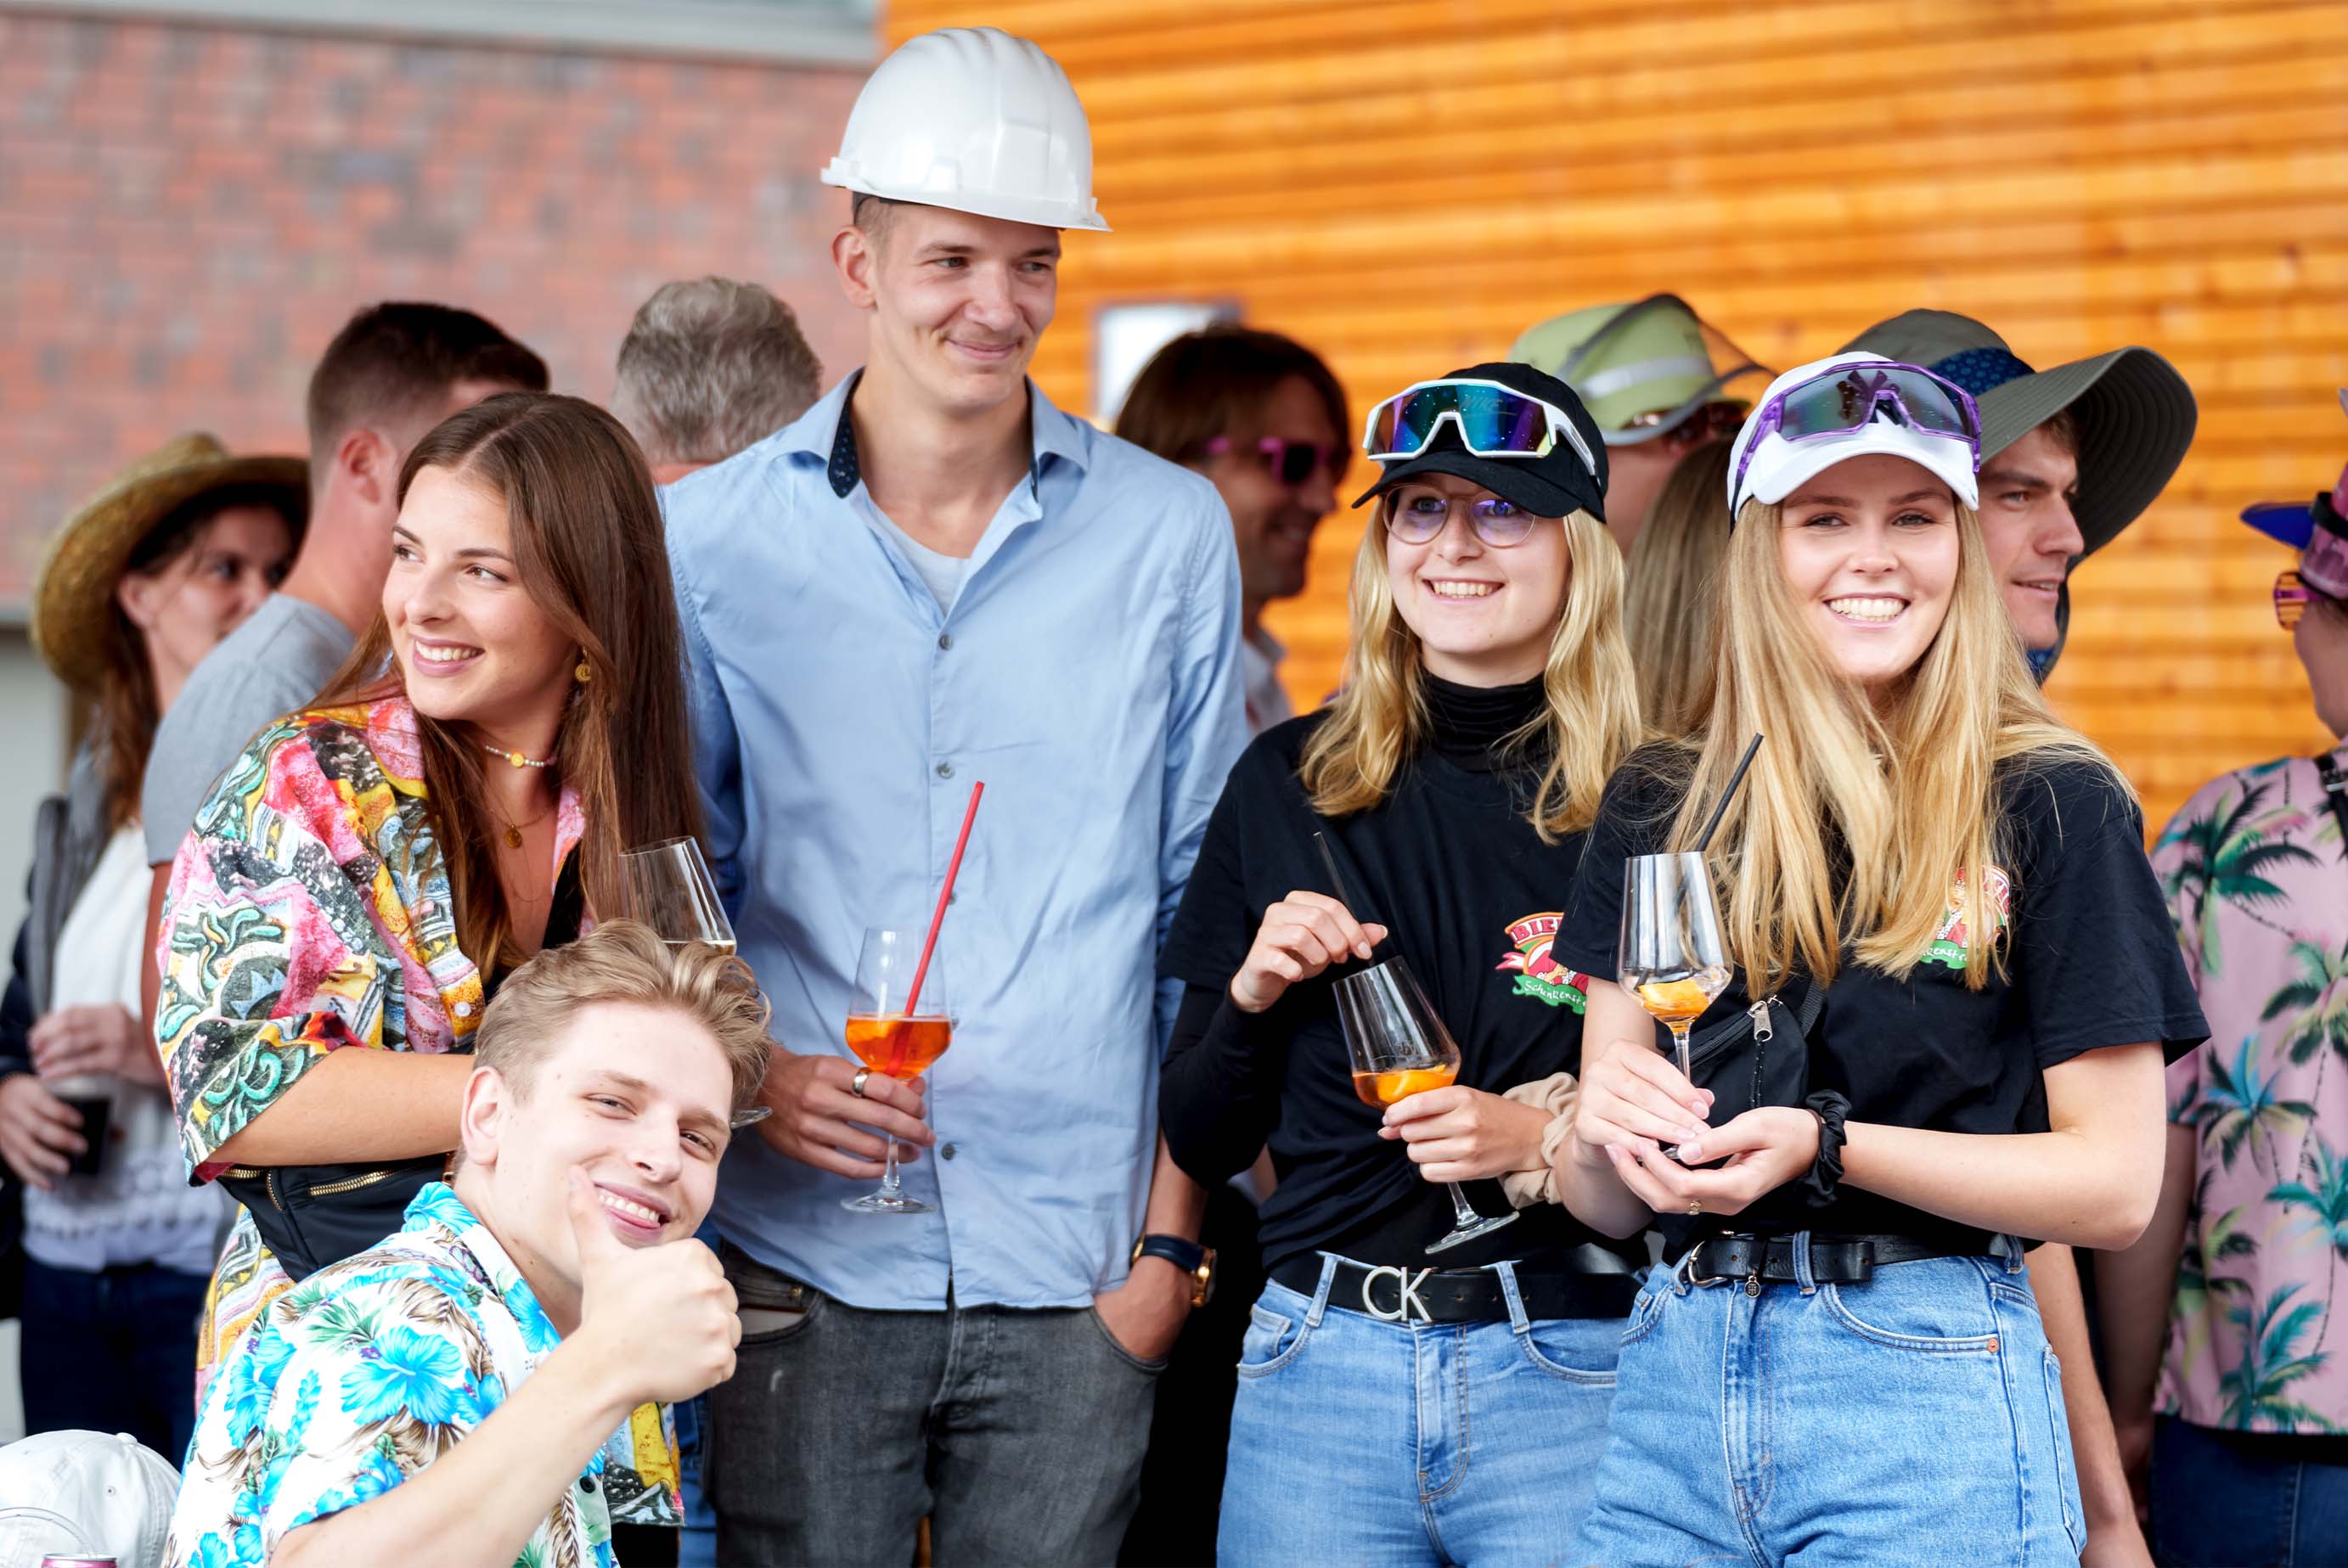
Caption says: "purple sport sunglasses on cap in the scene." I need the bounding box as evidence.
[1732,359,1984,501]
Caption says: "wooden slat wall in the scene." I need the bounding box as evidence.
[891,0,2348,833]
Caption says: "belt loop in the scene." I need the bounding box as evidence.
[1992,1232,2025,1274]
[1489,1259,1532,1334]
[1670,1245,1696,1295]
[1306,1251,1339,1328]
[1790,1228,1818,1293]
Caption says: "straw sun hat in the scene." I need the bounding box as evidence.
[31,432,307,691]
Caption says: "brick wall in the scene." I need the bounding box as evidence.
[0,11,871,609]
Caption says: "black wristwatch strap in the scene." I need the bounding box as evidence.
[1135,1234,1207,1273]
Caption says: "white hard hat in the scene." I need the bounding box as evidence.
[0,1430,179,1568]
[1728,351,1981,517]
[822,27,1110,233]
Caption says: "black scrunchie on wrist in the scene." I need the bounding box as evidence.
[1802,1090,1850,1206]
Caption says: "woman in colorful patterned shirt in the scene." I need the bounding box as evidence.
[157,392,703,1537]
[2106,450,2348,1566]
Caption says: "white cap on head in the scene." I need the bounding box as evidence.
[0,1430,178,1568]
[1728,351,1981,517]
[822,26,1109,233]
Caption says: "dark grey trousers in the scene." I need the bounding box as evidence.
[705,1243,1163,1567]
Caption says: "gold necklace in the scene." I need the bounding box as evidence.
[494,804,555,851]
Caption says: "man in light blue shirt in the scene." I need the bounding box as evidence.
[664,26,1245,1567]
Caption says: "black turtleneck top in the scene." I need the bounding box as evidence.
[1157,675,1640,1293]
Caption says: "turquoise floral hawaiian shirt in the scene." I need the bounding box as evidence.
[166,1183,619,1568]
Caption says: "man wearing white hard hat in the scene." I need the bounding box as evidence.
[663,25,1243,1566]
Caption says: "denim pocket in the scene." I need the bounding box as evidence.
[1620,1273,1672,1346]
[1514,1317,1621,1385]
[1236,1300,1309,1379]
[2041,1347,2086,1555]
[720,1247,825,1347]
[1086,1305,1171,1374]
[1820,1262,2000,1354]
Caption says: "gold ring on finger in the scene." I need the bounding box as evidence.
[1688,1199,1702,1217]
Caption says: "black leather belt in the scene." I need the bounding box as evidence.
[1271,1245,1640,1324]
[1684,1232,1982,1290]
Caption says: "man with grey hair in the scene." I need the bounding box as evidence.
[613,277,825,483]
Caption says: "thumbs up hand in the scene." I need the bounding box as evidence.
[566,1167,740,1405]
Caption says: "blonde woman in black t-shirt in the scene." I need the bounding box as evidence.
[1546,354,2208,1565]
[1158,363,1645,1564]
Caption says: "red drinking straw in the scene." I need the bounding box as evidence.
[904,780,983,1015]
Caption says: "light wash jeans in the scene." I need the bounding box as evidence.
[1573,1236,2084,1567]
[1218,1253,1622,1566]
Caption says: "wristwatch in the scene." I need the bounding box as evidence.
[1133,1234,1217,1307]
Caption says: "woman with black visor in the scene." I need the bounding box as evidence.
[1158,362,1646,1564]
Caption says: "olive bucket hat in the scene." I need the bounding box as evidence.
[1838,310,2196,557]
[31,433,307,692]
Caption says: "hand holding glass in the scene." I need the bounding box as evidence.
[1618,853,1730,1155]
[1334,958,1516,1255]
[842,926,952,1216]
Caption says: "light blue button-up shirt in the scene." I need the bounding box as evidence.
[664,374,1246,1310]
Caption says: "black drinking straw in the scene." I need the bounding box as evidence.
[1694,733,1765,853]
[1314,830,1359,913]
[1314,830,1386,959]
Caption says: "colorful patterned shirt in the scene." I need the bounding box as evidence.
[166,1183,616,1568]
[155,698,677,1520]
[2154,745,2348,1434]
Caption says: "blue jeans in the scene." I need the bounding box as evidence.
[1574,1239,2083,1567]
[2151,1415,2348,1566]
[19,1256,208,1461]
[1218,1254,1621,1566]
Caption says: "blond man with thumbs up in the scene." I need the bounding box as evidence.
[165,923,771,1568]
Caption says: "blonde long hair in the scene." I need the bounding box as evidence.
[1301,500,1643,840]
[1624,439,1736,734]
[1662,493,2122,992]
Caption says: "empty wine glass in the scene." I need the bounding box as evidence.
[622,837,735,953]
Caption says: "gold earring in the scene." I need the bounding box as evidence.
[574,659,592,684]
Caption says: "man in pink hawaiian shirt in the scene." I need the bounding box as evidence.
[2106,431,2348,1565]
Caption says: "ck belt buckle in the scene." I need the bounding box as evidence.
[1360,1264,1433,1324]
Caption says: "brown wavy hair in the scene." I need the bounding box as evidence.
[316,392,702,975]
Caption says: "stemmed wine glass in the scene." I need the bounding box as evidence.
[1334,958,1516,1255]
[621,837,735,954]
[1618,851,1731,1122]
[841,927,954,1216]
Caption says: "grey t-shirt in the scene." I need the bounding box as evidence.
[867,507,970,613]
[141,593,358,866]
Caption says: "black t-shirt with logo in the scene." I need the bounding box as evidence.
[1553,742,2210,1248]
[1157,678,1638,1276]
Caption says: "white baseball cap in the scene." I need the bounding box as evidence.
[0,1430,179,1568]
[1727,351,1981,516]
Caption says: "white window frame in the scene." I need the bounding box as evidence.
[0,0,875,67]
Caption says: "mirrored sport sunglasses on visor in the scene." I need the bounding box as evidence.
[1731,360,1984,498]
[1363,379,1602,475]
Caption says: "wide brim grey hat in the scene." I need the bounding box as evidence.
[1838,309,2196,556]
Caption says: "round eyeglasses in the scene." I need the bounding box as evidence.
[1381,486,1547,548]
